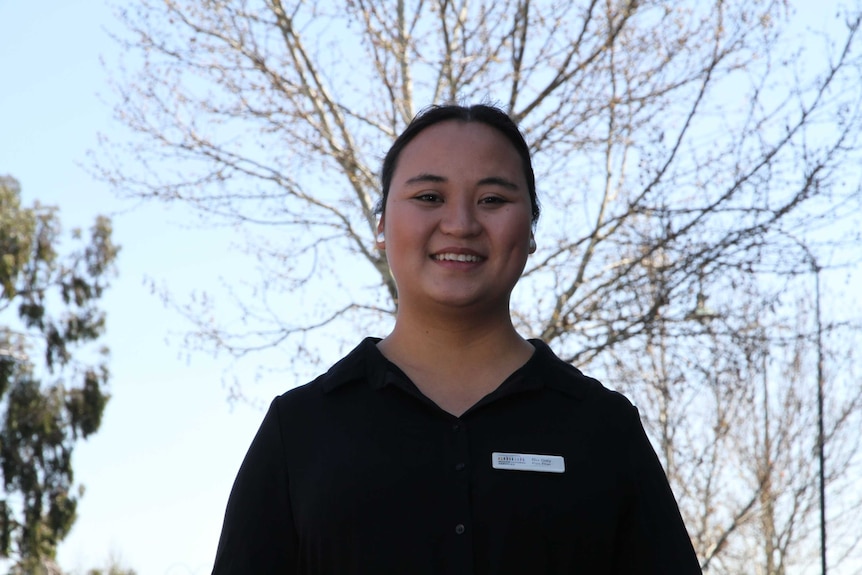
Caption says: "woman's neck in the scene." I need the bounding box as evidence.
[376,310,535,416]
[383,301,525,354]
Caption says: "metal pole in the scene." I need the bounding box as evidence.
[814,263,827,575]
[792,237,827,575]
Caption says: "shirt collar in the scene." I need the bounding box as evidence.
[527,339,592,400]
[318,337,384,393]
[318,337,591,400]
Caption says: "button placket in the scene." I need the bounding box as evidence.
[448,418,473,569]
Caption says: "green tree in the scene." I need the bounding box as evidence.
[83,552,137,575]
[0,176,119,573]
[85,567,136,575]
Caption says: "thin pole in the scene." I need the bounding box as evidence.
[815,265,827,575]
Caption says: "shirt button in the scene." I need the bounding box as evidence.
[455,524,466,535]
[454,462,466,471]
[452,423,461,432]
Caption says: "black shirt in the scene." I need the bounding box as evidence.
[213,338,702,574]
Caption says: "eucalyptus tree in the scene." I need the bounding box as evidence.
[1,175,119,572]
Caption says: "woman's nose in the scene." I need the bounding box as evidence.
[439,199,482,237]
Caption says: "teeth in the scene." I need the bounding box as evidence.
[434,253,482,262]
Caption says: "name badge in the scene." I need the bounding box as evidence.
[492,452,565,473]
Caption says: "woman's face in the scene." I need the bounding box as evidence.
[379,120,534,315]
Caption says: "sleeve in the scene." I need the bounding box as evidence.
[212,399,296,574]
[613,406,703,574]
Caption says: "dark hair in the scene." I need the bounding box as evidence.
[376,104,540,224]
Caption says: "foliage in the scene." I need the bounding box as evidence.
[85,568,136,575]
[98,1,862,572]
[0,176,119,571]
[84,553,137,575]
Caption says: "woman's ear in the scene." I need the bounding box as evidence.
[375,218,386,250]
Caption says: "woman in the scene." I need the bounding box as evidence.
[212,104,702,574]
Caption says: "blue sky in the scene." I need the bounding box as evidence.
[0,2,287,573]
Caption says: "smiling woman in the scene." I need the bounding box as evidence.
[212,105,702,574]
[378,120,535,328]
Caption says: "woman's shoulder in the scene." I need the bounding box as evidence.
[529,339,637,415]
[271,337,383,408]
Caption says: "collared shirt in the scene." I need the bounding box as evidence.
[213,338,702,574]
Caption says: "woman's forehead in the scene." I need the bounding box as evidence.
[393,121,524,179]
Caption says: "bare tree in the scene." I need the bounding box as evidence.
[96,0,862,571]
[605,277,862,573]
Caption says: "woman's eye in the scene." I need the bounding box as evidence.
[480,196,507,205]
[415,193,441,202]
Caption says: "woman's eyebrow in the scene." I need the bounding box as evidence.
[405,173,446,185]
[403,173,519,190]
[478,176,519,190]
